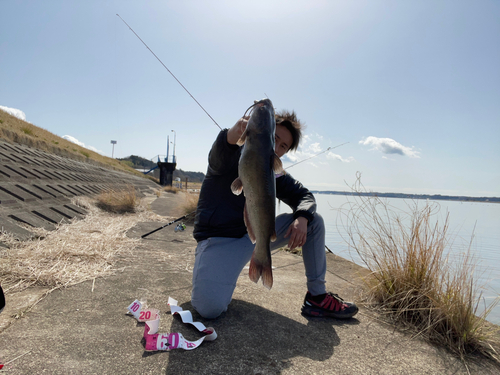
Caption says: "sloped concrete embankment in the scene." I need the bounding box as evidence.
[0,139,158,242]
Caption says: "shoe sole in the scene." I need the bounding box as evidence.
[301,304,358,319]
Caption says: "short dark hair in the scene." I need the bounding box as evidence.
[275,109,304,152]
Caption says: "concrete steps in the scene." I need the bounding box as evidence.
[0,139,159,241]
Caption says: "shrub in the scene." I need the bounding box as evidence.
[96,186,138,214]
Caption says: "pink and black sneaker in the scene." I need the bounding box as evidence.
[302,292,358,319]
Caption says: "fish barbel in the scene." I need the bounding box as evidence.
[231,99,284,289]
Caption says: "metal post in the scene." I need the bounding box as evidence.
[111,140,117,158]
[166,135,169,162]
[171,130,176,164]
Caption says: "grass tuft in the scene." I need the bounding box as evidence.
[20,127,34,136]
[95,186,138,214]
[163,185,180,194]
[180,191,199,223]
[339,173,500,364]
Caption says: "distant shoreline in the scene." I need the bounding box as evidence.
[311,191,500,203]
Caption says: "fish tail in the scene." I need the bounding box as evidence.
[249,247,273,290]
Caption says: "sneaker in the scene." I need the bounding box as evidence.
[302,292,358,319]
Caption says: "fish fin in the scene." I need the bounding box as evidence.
[272,153,285,174]
[261,264,274,290]
[244,204,256,244]
[271,229,276,242]
[249,248,273,290]
[236,129,248,146]
[231,177,244,195]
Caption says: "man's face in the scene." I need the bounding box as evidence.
[275,124,293,158]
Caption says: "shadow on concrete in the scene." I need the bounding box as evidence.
[149,299,359,374]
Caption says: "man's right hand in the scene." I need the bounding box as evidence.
[227,116,249,145]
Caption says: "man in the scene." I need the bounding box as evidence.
[192,106,358,320]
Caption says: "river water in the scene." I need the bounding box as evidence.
[278,193,500,325]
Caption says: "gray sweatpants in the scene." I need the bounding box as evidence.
[191,213,326,319]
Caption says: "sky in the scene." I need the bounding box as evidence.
[1,1,499,197]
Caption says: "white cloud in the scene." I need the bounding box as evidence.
[359,136,420,158]
[308,142,322,153]
[282,133,353,166]
[62,135,103,154]
[326,152,354,163]
[0,105,26,121]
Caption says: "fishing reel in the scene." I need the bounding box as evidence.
[174,223,186,232]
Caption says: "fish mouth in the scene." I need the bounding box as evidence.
[243,98,273,117]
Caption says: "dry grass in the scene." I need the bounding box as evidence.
[0,196,163,295]
[179,191,199,223]
[187,181,202,191]
[0,109,147,178]
[163,185,180,194]
[95,186,138,214]
[338,173,500,365]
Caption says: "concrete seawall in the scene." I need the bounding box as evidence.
[0,139,158,241]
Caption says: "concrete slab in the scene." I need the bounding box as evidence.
[2,165,28,179]
[68,185,90,195]
[31,169,54,180]
[43,184,67,198]
[0,151,17,163]
[63,203,88,215]
[55,185,78,197]
[8,210,57,231]
[15,183,52,200]
[50,205,84,220]
[31,208,70,225]
[18,166,45,180]
[31,184,58,198]
[0,216,34,240]
[0,183,37,202]
[0,189,18,206]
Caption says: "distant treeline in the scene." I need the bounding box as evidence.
[118,155,205,183]
[118,155,156,169]
[310,191,500,203]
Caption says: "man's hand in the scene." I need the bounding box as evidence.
[227,116,249,145]
[284,216,308,251]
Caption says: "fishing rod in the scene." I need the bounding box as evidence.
[285,142,349,169]
[141,211,196,238]
[116,14,222,130]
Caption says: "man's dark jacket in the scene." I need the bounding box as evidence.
[193,129,317,242]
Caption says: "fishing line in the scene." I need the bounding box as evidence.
[285,142,349,170]
[116,14,222,130]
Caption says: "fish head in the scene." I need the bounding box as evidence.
[246,99,276,137]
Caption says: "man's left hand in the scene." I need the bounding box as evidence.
[284,217,308,251]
